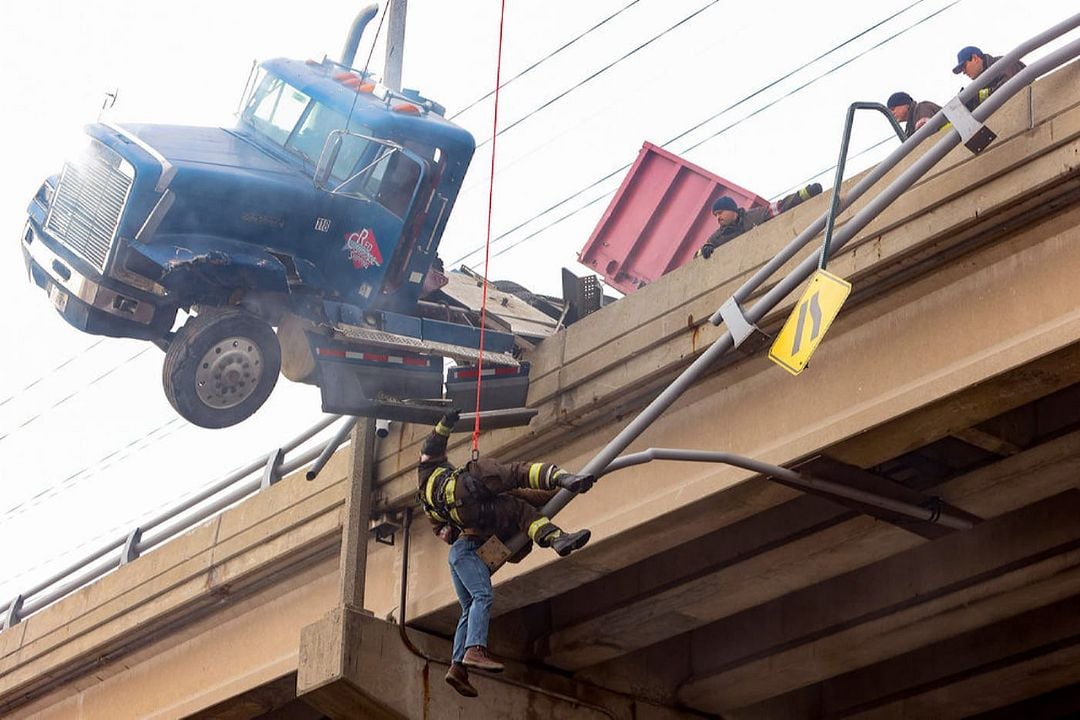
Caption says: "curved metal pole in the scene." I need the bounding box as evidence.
[603,448,973,531]
[820,102,908,270]
[307,417,358,481]
[396,507,430,660]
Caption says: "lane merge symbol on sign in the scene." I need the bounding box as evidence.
[768,269,852,375]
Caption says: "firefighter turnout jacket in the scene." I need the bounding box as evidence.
[965,54,1026,110]
[416,418,567,545]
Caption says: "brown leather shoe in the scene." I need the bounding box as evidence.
[462,645,505,673]
[445,663,478,697]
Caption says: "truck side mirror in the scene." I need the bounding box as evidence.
[314,131,344,190]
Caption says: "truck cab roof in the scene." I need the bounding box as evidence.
[256,57,475,161]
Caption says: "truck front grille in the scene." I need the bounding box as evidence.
[45,139,134,273]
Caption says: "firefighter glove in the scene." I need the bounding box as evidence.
[700,243,716,260]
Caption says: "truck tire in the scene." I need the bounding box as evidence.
[163,310,281,429]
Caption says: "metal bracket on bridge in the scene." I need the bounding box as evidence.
[718,297,770,353]
[121,527,143,565]
[942,96,997,154]
[370,512,401,546]
[261,448,286,489]
[2,595,23,630]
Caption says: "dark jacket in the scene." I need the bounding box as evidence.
[416,421,561,543]
[702,184,822,254]
[901,100,942,137]
[965,54,1026,109]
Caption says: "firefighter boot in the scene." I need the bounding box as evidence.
[445,662,479,697]
[536,526,592,557]
[462,646,505,673]
[554,470,594,494]
[550,528,591,557]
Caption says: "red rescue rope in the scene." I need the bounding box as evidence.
[472,0,508,460]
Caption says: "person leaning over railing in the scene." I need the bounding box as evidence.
[699,184,823,259]
[953,45,1026,110]
[886,91,942,137]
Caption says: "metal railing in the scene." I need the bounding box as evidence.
[1,413,356,630]
[504,13,1080,559]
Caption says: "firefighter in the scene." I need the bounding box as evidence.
[953,45,1025,109]
[417,409,594,697]
[886,91,941,137]
[699,184,823,259]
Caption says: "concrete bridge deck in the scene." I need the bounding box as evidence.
[2,61,1079,719]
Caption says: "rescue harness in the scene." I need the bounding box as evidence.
[418,465,495,531]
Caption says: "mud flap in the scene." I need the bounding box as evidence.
[445,363,531,413]
[313,341,537,426]
[313,338,443,420]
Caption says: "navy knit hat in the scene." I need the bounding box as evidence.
[711,196,738,214]
[953,46,983,74]
[886,91,913,109]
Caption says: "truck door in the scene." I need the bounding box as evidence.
[314,132,429,304]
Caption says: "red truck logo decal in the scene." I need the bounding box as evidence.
[343,228,382,269]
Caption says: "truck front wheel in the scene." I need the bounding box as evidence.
[163,310,281,429]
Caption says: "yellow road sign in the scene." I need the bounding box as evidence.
[769,269,852,375]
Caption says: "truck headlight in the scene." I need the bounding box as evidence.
[35,180,55,209]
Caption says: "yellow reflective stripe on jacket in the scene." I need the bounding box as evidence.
[421,467,450,523]
[444,475,463,524]
[424,466,466,524]
[528,516,552,541]
[435,420,453,437]
[528,463,542,489]
[425,467,447,511]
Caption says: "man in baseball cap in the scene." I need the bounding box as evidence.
[952,45,1025,108]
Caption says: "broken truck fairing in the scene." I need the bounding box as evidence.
[21,27,530,429]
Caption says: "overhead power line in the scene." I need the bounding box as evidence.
[0,415,187,522]
[678,0,961,156]
[450,0,960,266]
[0,440,222,591]
[0,346,153,443]
[773,135,896,201]
[0,338,106,409]
[450,0,644,121]
[475,0,721,149]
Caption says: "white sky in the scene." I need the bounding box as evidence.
[0,0,1074,607]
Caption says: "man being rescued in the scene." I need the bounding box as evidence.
[699,183,823,259]
[417,409,594,698]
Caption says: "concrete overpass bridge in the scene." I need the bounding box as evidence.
[2,55,1080,720]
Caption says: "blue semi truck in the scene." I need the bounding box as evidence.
[20,7,534,429]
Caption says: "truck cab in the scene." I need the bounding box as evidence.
[21,50,529,428]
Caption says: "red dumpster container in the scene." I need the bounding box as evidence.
[579,142,767,295]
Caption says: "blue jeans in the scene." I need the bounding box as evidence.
[448,536,493,663]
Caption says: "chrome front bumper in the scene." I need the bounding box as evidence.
[22,222,156,326]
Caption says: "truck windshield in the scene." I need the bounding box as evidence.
[242,71,350,167]
[242,70,428,219]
